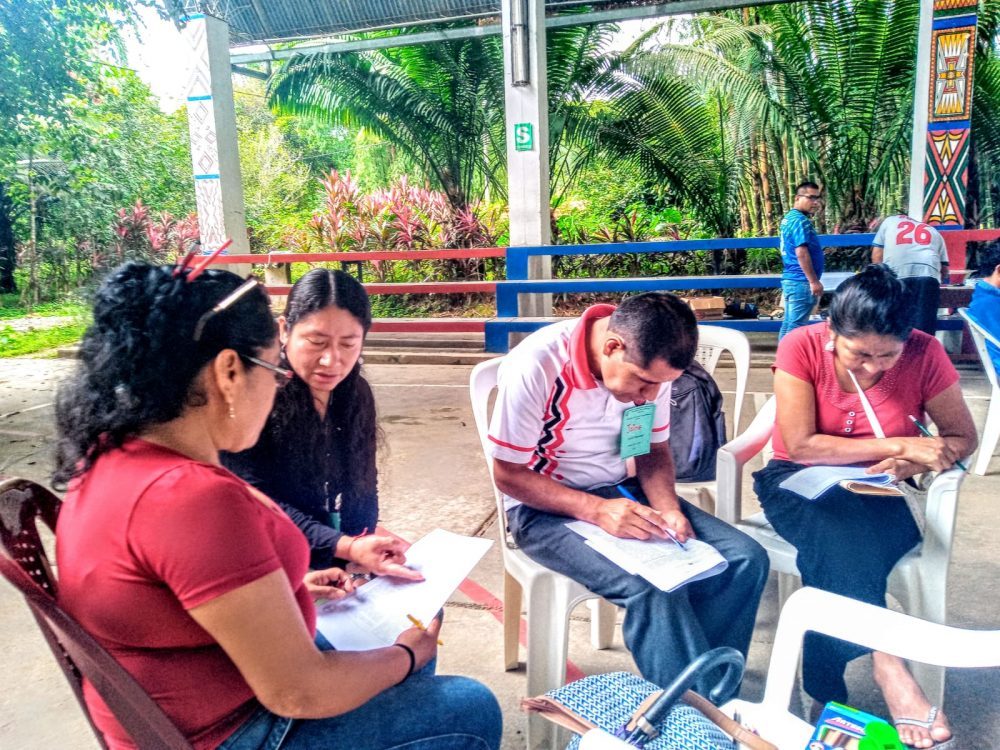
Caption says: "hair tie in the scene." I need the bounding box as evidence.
[393,643,415,684]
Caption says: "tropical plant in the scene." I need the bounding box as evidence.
[602,0,1000,238]
[306,170,503,282]
[267,23,636,211]
[0,0,161,292]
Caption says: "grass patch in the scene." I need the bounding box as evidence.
[0,322,88,357]
[0,294,88,320]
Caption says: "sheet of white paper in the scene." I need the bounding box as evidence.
[567,520,727,592]
[779,465,894,500]
[315,529,492,651]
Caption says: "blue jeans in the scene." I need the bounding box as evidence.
[507,483,769,695]
[218,633,501,750]
[779,278,817,340]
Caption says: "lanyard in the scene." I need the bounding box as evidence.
[846,369,886,439]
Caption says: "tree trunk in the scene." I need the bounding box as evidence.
[738,187,751,234]
[749,133,764,235]
[0,182,16,294]
[965,136,981,228]
[758,138,775,234]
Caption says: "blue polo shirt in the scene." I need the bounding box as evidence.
[779,209,823,283]
[967,280,1000,375]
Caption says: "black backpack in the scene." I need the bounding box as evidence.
[668,362,727,483]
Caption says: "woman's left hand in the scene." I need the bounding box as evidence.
[349,534,424,581]
[304,568,356,600]
[868,457,925,483]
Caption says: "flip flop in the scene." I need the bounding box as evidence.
[893,706,955,749]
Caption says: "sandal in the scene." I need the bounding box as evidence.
[893,706,955,749]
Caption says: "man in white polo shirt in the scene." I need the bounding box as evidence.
[488,293,768,691]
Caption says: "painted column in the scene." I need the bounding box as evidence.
[182,14,251,261]
[502,0,551,318]
[909,0,979,230]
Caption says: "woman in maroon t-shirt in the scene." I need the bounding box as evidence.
[53,262,500,750]
[753,265,976,749]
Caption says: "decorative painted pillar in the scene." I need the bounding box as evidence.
[909,0,979,230]
[502,0,551,318]
[182,14,251,259]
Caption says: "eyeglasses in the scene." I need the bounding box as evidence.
[240,354,294,388]
[798,193,823,202]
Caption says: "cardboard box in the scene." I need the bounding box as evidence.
[681,296,725,320]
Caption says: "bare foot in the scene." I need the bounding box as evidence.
[873,652,951,748]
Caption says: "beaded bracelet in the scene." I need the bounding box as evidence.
[393,643,415,684]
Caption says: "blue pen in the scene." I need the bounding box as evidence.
[908,415,969,472]
[616,484,686,550]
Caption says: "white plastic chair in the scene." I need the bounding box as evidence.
[469,357,617,750]
[692,325,751,438]
[675,326,752,512]
[715,396,966,707]
[579,586,1000,750]
[958,308,1000,475]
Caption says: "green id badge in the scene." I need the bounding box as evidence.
[619,403,656,459]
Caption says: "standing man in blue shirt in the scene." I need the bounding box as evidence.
[779,181,825,339]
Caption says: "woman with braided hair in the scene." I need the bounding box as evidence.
[223,269,418,579]
[53,262,501,750]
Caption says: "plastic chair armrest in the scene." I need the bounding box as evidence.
[715,398,776,524]
[919,467,964,568]
[761,587,1000,711]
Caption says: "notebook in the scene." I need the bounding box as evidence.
[779,465,902,500]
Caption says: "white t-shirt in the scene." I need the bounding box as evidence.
[487,305,672,504]
[872,215,948,280]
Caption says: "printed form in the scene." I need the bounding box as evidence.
[565,521,727,592]
[315,529,492,650]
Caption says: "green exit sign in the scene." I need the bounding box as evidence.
[514,122,534,151]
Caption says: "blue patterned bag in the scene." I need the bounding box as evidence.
[547,672,735,750]
[521,648,776,750]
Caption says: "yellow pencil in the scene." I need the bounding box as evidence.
[406,613,444,646]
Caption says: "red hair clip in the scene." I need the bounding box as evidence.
[185,238,233,283]
[172,241,201,278]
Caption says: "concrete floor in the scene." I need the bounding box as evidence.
[0,355,998,749]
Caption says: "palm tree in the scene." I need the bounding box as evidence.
[968,3,1000,227]
[267,23,627,211]
[602,1,925,235]
[269,32,505,210]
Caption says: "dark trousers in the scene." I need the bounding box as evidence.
[901,276,941,336]
[753,460,921,704]
[507,482,769,694]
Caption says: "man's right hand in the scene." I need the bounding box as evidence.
[591,497,672,540]
[809,279,824,297]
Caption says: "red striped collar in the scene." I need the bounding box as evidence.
[568,304,616,390]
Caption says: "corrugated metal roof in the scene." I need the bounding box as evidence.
[166,1,732,46]
[167,1,500,45]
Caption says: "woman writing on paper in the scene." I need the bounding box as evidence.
[753,264,976,749]
[54,261,502,750]
[223,269,417,579]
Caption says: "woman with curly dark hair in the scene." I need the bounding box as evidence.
[53,262,501,750]
[223,269,418,579]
